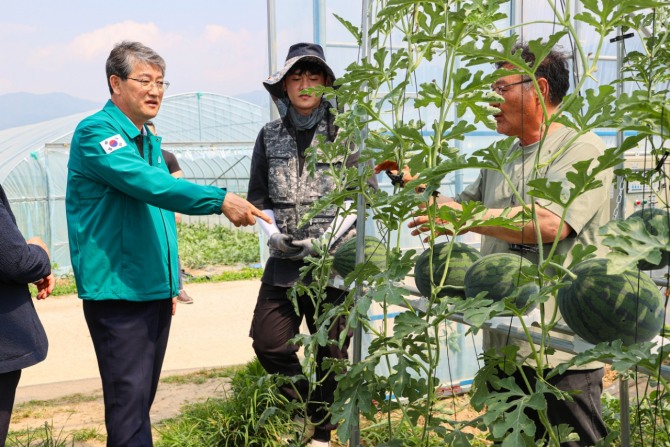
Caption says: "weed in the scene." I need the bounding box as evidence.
[69,428,103,442]
[156,359,292,447]
[6,421,74,447]
[160,365,244,385]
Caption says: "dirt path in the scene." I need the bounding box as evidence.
[10,281,262,446]
[10,373,232,446]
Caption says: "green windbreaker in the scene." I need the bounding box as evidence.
[66,100,226,301]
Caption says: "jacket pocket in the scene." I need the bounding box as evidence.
[268,156,296,203]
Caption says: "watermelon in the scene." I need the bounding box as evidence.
[557,258,664,346]
[332,236,386,278]
[414,242,481,298]
[627,208,670,270]
[464,253,538,312]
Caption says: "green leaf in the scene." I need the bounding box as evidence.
[333,13,361,46]
[527,33,569,74]
[388,357,428,401]
[599,217,670,274]
[393,310,430,338]
[415,80,445,109]
[460,34,528,69]
[368,280,412,307]
[527,178,569,207]
[332,362,376,441]
[440,119,478,142]
[553,339,665,377]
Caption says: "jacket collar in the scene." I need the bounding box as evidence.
[102,100,142,140]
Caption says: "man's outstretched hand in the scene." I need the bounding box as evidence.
[221,193,272,227]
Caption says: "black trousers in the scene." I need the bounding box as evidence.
[0,370,21,447]
[250,283,350,437]
[84,299,172,447]
[503,366,607,446]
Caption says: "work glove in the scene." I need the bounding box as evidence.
[286,238,320,261]
[268,233,301,254]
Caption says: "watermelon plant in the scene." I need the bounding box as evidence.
[252,2,670,447]
[557,258,665,346]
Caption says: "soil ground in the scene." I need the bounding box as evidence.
[10,280,260,446]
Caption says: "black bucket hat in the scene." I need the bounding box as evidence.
[263,42,336,99]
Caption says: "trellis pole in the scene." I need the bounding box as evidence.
[350,1,372,445]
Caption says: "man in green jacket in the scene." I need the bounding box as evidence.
[66,41,269,447]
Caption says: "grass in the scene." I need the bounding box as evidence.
[160,365,245,385]
[154,359,492,447]
[7,366,247,446]
[155,359,293,447]
[11,394,101,421]
[185,267,263,283]
[69,428,104,442]
[7,423,104,446]
[7,421,76,447]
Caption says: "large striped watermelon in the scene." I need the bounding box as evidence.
[414,242,481,298]
[557,258,664,345]
[627,208,670,270]
[464,253,538,312]
[332,236,386,278]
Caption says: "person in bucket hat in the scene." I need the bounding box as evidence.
[248,43,376,447]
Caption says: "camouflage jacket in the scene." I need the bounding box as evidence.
[263,105,354,258]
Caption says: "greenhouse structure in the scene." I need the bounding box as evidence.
[0,92,269,272]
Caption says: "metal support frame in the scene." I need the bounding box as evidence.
[313,0,327,48]
[266,0,279,122]
[350,1,372,445]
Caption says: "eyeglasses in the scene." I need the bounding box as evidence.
[127,77,170,91]
[491,79,532,95]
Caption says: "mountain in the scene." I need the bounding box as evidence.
[0,92,99,131]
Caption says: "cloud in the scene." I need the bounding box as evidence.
[32,21,182,64]
[166,24,267,96]
[68,21,178,60]
[2,20,269,101]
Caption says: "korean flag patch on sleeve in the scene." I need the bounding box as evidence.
[99,134,127,154]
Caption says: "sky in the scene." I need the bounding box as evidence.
[0,0,362,104]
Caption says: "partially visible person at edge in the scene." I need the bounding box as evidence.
[0,184,55,447]
[145,120,194,305]
[377,43,611,446]
[66,41,270,447]
[247,42,377,447]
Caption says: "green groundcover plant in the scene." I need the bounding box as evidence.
[265,1,670,446]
